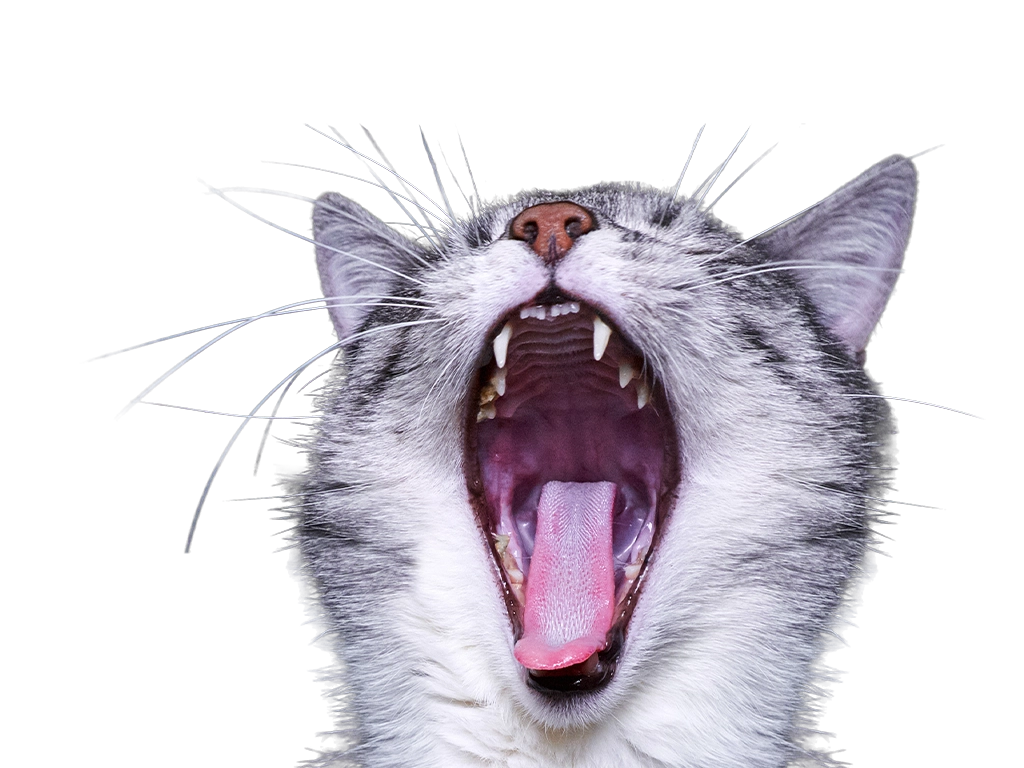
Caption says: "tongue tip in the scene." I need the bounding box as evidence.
[513,633,607,671]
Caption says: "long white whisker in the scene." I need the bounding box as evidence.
[439,144,474,215]
[309,124,454,223]
[660,124,705,226]
[678,261,902,293]
[205,184,427,287]
[706,143,778,211]
[361,125,440,232]
[259,162,448,234]
[419,127,457,223]
[184,317,447,552]
[459,134,481,216]
[694,127,749,208]
[141,401,309,420]
[330,128,441,255]
[93,297,432,361]
[704,197,831,265]
[834,393,980,419]
[117,298,428,414]
[216,183,438,265]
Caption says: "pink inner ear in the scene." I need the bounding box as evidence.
[757,155,916,356]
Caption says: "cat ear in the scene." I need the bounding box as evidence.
[758,155,917,360]
[313,193,426,341]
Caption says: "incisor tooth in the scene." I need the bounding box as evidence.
[619,361,636,388]
[593,316,612,361]
[494,322,513,368]
[637,378,650,409]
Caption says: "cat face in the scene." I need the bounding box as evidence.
[292,156,915,765]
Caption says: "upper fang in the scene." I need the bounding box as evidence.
[494,322,513,368]
[593,316,611,361]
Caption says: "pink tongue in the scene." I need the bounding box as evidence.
[513,481,617,670]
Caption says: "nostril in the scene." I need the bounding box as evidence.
[510,202,596,263]
[521,220,539,245]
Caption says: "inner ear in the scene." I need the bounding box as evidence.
[758,155,917,358]
[313,193,426,341]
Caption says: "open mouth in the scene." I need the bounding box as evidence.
[466,295,678,694]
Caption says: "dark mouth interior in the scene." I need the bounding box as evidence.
[466,296,677,694]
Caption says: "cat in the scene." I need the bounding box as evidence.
[263,137,917,767]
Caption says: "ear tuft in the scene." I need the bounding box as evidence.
[759,155,917,358]
[313,193,424,341]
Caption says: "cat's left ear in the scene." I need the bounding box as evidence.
[758,155,916,360]
[313,192,427,342]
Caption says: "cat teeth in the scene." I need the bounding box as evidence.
[619,361,636,388]
[492,367,507,396]
[593,316,612,361]
[493,322,513,368]
[636,378,650,410]
[476,402,497,422]
[519,302,581,321]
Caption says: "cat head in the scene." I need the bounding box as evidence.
[297,155,915,764]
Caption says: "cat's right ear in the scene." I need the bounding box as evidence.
[313,192,426,341]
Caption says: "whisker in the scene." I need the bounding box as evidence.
[834,393,980,419]
[417,354,462,423]
[117,298,427,414]
[93,296,432,361]
[141,401,309,420]
[910,144,944,160]
[712,191,831,259]
[330,128,441,256]
[677,261,902,293]
[217,185,436,268]
[439,144,474,216]
[705,142,778,211]
[309,124,453,223]
[419,127,457,223]
[459,134,482,216]
[352,121,448,244]
[258,162,448,235]
[253,365,306,476]
[660,123,705,226]
[693,127,749,208]
[205,184,427,287]
[184,317,447,552]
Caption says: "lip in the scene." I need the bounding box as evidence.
[465,293,679,694]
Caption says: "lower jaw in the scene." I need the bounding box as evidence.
[525,629,623,694]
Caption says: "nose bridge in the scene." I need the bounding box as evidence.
[509,201,596,263]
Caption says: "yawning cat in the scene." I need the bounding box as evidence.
[281,145,915,767]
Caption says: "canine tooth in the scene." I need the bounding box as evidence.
[624,563,641,581]
[492,367,507,396]
[476,403,497,422]
[619,361,636,388]
[636,378,650,409]
[494,322,513,368]
[593,316,612,361]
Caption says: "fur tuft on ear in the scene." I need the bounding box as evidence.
[758,155,917,359]
[313,192,425,341]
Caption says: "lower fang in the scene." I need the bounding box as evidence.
[637,379,650,409]
[619,361,636,388]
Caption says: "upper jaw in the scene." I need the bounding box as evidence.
[465,288,679,696]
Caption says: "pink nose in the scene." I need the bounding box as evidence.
[509,202,595,263]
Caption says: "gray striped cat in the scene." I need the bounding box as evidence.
[290,150,915,767]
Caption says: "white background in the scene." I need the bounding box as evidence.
[3,2,1021,766]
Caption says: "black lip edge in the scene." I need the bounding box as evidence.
[463,298,681,695]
